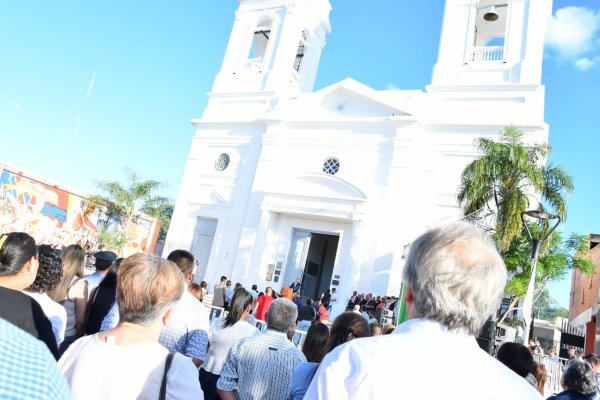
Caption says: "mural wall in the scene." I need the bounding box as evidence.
[0,167,160,255]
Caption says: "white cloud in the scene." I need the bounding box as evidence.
[7,101,21,109]
[386,83,399,90]
[574,57,598,71]
[546,6,600,70]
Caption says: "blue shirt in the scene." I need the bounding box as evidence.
[0,317,71,400]
[159,290,210,362]
[547,390,597,400]
[288,362,319,400]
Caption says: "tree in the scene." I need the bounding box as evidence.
[141,202,173,240]
[457,126,574,251]
[533,289,568,321]
[86,168,172,253]
[497,225,594,324]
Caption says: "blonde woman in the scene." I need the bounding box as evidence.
[51,244,88,354]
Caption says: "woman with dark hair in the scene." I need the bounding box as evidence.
[548,361,598,400]
[321,289,331,310]
[24,244,67,345]
[82,258,123,335]
[327,312,370,352]
[200,288,260,400]
[288,312,370,400]
[0,232,59,359]
[301,323,329,363]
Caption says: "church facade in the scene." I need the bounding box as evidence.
[165,0,552,315]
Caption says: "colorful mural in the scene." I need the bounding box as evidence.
[0,167,159,255]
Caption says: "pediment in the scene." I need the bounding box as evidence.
[270,173,366,202]
[188,188,232,208]
[266,78,416,121]
[209,190,230,205]
[319,79,412,118]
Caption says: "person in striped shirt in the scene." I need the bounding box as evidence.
[217,298,306,400]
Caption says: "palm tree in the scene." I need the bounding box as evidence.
[86,169,171,252]
[457,126,573,251]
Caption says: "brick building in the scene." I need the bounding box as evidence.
[568,234,600,354]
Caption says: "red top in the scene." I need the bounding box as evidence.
[318,305,329,321]
[255,295,274,321]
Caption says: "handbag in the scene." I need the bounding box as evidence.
[159,352,175,400]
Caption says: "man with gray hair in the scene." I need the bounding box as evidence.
[217,298,306,400]
[305,222,542,399]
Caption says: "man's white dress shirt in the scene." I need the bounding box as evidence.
[305,318,543,400]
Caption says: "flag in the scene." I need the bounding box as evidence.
[396,281,409,325]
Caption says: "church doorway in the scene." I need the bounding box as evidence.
[284,228,339,301]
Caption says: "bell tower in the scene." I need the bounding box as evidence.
[210,0,331,97]
[431,0,552,86]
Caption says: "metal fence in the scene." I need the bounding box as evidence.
[533,354,564,396]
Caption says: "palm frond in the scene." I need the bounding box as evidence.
[458,125,574,251]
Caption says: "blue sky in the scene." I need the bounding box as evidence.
[1,1,599,307]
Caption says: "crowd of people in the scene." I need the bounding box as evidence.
[0,222,597,399]
[495,340,600,399]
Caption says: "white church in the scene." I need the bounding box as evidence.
[165,0,551,315]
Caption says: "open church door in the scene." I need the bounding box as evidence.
[283,229,312,297]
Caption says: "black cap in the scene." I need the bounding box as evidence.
[93,251,118,263]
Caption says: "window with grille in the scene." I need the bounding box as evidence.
[323,157,340,175]
[249,18,272,60]
[293,31,308,72]
[215,153,230,172]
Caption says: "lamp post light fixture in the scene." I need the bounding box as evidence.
[520,210,561,345]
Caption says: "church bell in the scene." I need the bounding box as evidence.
[483,5,499,22]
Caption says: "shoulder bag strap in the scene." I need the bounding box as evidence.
[159,352,175,400]
[81,286,100,335]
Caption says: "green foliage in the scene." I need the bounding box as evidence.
[502,226,595,299]
[457,126,573,251]
[502,317,524,329]
[533,289,569,321]
[86,168,173,252]
[142,202,173,240]
[96,226,127,252]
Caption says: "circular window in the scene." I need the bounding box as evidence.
[214,153,230,172]
[322,157,340,175]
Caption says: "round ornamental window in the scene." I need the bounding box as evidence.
[323,157,340,175]
[214,153,230,172]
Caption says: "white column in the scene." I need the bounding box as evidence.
[242,209,275,284]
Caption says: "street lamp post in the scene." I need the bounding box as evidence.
[520,210,561,345]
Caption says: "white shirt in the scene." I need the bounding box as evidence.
[305,318,543,400]
[202,317,260,375]
[330,292,338,304]
[58,334,203,400]
[82,271,106,299]
[25,291,67,344]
